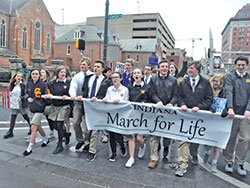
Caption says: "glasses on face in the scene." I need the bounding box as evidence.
[111,76,120,79]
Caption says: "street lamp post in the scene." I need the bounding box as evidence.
[103,0,109,65]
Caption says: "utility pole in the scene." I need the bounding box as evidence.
[103,0,109,65]
[209,28,214,76]
[137,1,140,14]
[62,8,64,25]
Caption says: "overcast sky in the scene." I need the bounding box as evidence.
[43,0,249,60]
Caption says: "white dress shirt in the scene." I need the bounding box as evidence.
[105,85,129,102]
[69,70,93,97]
[88,74,105,98]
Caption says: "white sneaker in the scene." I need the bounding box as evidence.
[225,163,233,173]
[138,144,146,159]
[237,164,247,176]
[102,135,108,143]
[125,157,135,168]
[211,163,217,173]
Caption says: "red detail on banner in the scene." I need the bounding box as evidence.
[1,91,10,108]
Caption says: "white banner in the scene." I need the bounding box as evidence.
[83,99,233,149]
[10,92,20,109]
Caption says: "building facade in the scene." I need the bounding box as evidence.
[54,24,121,72]
[87,13,175,59]
[0,0,55,70]
[221,4,250,63]
[119,38,162,70]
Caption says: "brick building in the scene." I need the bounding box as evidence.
[54,24,121,72]
[221,3,250,63]
[0,0,55,70]
[119,38,162,70]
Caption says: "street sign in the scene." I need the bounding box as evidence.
[108,14,122,19]
[149,52,158,65]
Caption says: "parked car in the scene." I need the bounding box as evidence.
[0,68,11,82]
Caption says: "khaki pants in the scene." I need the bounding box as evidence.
[73,102,86,143]
[178,141,190,169]
[82,115,99,154]
[149,136,170,161]
[223,118,250,165]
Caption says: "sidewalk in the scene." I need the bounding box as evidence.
[0,126,236,188]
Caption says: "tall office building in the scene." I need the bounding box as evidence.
[87,13,175,58]
[221,4,250,63]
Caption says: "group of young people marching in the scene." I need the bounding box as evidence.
[3,55,250,178]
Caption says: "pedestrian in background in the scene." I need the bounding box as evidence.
[40,68,55,139]
[18,62,30,83]
[223,56,250,176]
[3,72,31,139]
[23,69,50,156]
[122,58,134,87]
[203,74,226,173]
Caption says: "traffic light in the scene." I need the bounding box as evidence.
[76,39,85,51]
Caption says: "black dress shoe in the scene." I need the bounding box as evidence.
[3,131,13,139]
[75,142,84,150]
[41,140,50,147]
[65,132,71,145]
[82,144,89,153]
[23,150,32,156]
[53,145,63,154]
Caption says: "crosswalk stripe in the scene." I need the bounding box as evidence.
[0,120,47,125]
[198,155,250,188]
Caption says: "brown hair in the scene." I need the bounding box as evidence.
[8,72,24,91]
[125,58,135,66]
[79,56,91,66]
[188,61,201,73]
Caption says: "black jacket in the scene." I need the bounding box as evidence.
[149,73,178,105]
[26,79,47,113]
[82,75,111,99]
[82,75,111,114]
[128,82,151,103]
[225,71,250,115]
[48,79,71,106]
[178,75,213,110]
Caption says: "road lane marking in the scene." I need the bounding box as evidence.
[0,120,47,125]
[198,155,250,188]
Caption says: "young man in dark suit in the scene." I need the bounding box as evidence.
[81,60,111,161]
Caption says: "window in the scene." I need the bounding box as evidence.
[22,27,27,49]
[136,54,140,62]
[127,54,131,58]
[242,13,248,17]
[46,33,50,53]
[34,21,41,50]
[74,30,85,39]
[67,45,71,55]
[0,19,6,47]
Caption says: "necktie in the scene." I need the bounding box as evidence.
[135,84,141,88]
[84,72,87,80]
[90,76,98,98]
[192,78,196,92]
[145,77,148,83]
